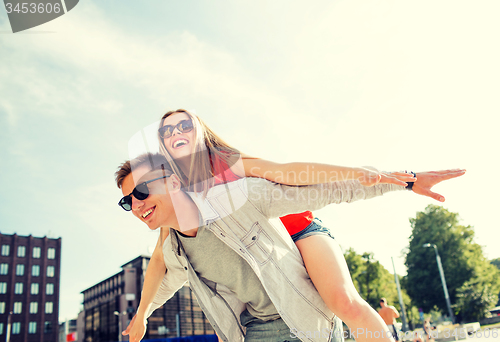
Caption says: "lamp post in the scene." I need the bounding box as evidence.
[114,311,126,342]
[5,311,12,342]
[391,257,408,332]
[422,243,455,324]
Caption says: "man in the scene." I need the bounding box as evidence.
[378,298,400,341]
[115,153,465,342]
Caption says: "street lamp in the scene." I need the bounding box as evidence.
[114,311,126,342]
[422,243,455,324]
[5,311,12,342]
[391,257,409,332]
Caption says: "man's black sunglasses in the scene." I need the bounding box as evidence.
[118,175,169,211]
[158,119,194,139]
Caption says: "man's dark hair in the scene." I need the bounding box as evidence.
[115,153,172,188]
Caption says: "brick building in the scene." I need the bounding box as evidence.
[0,233,62,342]
[80,256,214,342]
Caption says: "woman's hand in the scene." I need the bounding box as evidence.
[410,169,466,202]
[122,314,147,342]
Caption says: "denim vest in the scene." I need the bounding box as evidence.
[148,179,404,342]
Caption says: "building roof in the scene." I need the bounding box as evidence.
[80,255,151,294]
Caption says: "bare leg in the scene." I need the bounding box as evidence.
[295,235,395,342]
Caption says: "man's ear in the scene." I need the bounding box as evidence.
[167,174,182,193]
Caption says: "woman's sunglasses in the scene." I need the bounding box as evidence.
[118,175,169,211]
[158,119,194,139]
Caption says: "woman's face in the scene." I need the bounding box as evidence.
[161,112,196,160]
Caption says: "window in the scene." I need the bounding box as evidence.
[45,302,53,314]
[30,302,38,314]
[32,265,40,276]
[0,323,3,335]
[31,283,39,295]
[16,264,24,276]
[0,283,7,294]
[14,282,23,294]
[47,248,55,259]
[12,322,20,334]
[33,247,41,258]
[44,321,52,334]
[1,245,9,256]
[0,264,8,275]
[0,302,5,314]
[17,246,25,257]
[13,302,22,314]
[46,266,54,277]
[28,322,36,334]
[46,283,54,295]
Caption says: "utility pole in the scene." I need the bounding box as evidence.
[392,257,408,331]
[5,311,12,342]
[423,243,455,324]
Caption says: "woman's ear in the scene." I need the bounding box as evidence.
[167,174,182,193]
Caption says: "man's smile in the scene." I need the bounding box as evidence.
[141,206,155,219]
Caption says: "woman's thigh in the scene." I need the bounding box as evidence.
[294,233,361,311]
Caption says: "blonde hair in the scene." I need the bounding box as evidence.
[158,109,239,194]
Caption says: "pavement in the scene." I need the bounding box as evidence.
[464,336,500,341]
[345,327,500,342]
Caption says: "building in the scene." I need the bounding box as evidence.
[59,319,77,342]
[80,256,214,342]
[0,233,62,342]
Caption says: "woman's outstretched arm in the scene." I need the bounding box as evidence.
[239,156,415,187]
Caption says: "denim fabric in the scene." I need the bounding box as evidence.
[244,317,302,342]
[290,218,335,243]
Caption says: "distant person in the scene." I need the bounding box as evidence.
[423,319,435,342]
[378,298,400,341]
[412,331,423,342]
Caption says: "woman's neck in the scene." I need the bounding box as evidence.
[169,188,200,237]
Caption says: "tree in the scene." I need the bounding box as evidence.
[404,205,500,322]
[491,258,500,306]
[491,258,500,270]
[344,248,400,310]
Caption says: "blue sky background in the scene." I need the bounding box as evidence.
[1,0,499,321]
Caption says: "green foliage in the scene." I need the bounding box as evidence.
[406,306,421,325]
[492,258,500,306]
[454,258,500,321]
[344,248,402,311]
[404,205,500,322]
[491,258,500,271]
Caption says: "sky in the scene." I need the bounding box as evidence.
[1,0,499,322]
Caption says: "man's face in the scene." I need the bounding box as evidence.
[121,166,176,230]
